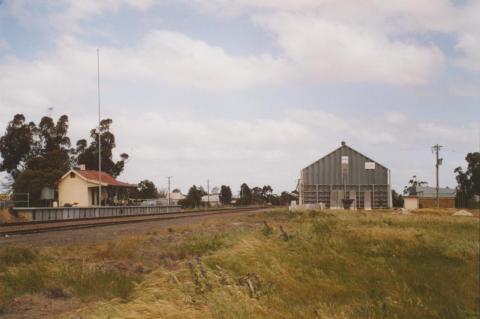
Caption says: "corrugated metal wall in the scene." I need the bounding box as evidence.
[301,144,389,185]
[299,143,391,208]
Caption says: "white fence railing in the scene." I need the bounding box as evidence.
[12,205,182,222]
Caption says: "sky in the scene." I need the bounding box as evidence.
[0,0,479,195]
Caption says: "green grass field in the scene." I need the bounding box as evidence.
[1,209,478,318]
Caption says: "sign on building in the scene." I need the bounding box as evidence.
[365,162,376,170]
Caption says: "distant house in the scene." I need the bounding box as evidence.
[161,192,186,206]
[403,186,456,209]
[58,167,136,207]
[202,194,221,207]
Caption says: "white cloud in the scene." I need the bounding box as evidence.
[0,30,293,117]
[6,0,479,85]
[193,0,480,75]
[453,1,480,72]
[255,12,444,84]
[102,30,294,89]
[456,32,480,72]
[385,112,407,125]
[0,0,478,193]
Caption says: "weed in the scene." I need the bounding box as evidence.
[0,265,45,311]
[177,234,225,257]
[0,246,37,269]
[262,221,272,237]
[57,263,139,300]
[94,236,143,260]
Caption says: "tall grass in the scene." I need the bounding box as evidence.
[66,209,479,318]
[57,263,138,299]
[0,246,37,270]
[0,244,140,314]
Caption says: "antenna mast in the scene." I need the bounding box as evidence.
[97,48,102,206]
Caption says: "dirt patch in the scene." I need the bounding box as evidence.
[0,209,265,247]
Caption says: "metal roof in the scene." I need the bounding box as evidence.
[60,169,137,188]
[301,141,390,186]
[414,186,456,198]
[303,141,388,171]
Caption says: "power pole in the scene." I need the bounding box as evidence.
[167,176,172,206]
[207,179,210,207]
[432,144,443,209]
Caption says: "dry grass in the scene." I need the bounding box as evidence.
[61,209,479,319]
[0,208,14,223]
[1,209,478,318]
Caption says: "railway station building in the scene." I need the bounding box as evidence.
[299,141,392,209]
[58,166,136,207]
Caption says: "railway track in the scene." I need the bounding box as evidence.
[0,207,265,236]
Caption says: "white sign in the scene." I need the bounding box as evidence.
[365,162,376,170]
[341,156,349,164]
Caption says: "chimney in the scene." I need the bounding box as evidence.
[341,141,346,146]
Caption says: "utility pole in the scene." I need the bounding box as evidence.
[97,48,102,206]
[167,176,172,206]
[432,144,443,209]
[207,179,210,207]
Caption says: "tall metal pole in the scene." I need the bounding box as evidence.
[167,176,172,206]
[97,48,102,206]
[432,144,443,209]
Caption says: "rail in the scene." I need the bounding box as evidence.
[1,207,268,236]
[11,205,181,222]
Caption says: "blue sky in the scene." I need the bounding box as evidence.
[0,0,479,194]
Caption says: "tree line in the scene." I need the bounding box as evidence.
[132,181,298,209]
[177,183,297,208]
[0,114,129,206]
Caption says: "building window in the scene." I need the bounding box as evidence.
[341,156,349,176]
[365,162,376,170]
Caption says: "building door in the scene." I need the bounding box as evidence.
[330,190,344,209]
[90,188,99,206]
[349,191,356,210]
[364,191,372,210]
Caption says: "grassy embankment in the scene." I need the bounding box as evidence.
[0,208,478,318]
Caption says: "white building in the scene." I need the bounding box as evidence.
[202,194,221,207]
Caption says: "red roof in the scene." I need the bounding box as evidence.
[75,170,136,188]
